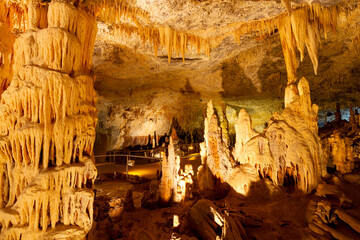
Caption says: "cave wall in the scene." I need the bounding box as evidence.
[0,2,97,239]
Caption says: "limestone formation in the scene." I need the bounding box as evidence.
[188,199,244,240]
[322,131,355,174]
[0,2,97,239]
[233,109,257,164]
[0,22,15,96]
[226,164,260,195]
[233,4,339,84]
[278,5,338,83]
[175,162,194,202]
[200,101,234,183]
[159,137,179,204]
[233,77,325,192]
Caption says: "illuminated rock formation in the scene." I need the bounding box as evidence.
[0,2,97,239]
[322,131,355,174]
[200,101,234,183]
[234,77,325,192]
[159,137,179,204]
[227,164,260,196]
[232,4,339,84]
[0,22,15,96]
[175,163,194,202]
[160,139,194,203]
[233,109,257,164]
[188,199,245,240]
[278,5,338,83]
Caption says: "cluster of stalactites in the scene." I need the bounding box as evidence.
[93,0,212,62]
[279,4,338,83]
[0,22,15,97]
[0,1,97,238]
[113,24,212,63]
[0,158,96,230]
[0,1,28,31]
[0,0,105,33]
[0,66,96,172]
[97,0,149,24]
[233,4,339,84]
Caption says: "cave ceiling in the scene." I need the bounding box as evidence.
[92,0,360,112]
[2,0,360,139]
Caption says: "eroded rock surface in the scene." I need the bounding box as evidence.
[234,77,325,192]
[0,2,97,239]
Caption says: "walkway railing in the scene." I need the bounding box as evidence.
[94,143,200,178]
[94,153,162,178]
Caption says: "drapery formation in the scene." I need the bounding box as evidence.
[0,2,97,239]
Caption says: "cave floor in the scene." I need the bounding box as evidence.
[89,171,360,240]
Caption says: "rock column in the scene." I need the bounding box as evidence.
[0,1,97,239]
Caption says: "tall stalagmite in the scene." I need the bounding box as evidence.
[232,109,257,164]
[159,137,179,204]
[0,1,97,239]
[200,101,234,183]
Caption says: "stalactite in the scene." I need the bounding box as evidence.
[232,4,339,83]
[0,22,15,97]
[97,0,149,26]
[113,22,212,63]
[278,14,298,84]
[278,4,338,83]
[0,2,97,239]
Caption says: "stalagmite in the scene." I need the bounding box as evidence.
[159,137,192,204]
[159,137,179,204]
[233,109,257,163]
[0,2,97,239]
[233,77,325,192]
[322,132,354,174]
[199,101,234,182]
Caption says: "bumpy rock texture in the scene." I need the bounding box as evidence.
[0,2,97,239]
[200,100,234,183]
[233,77,325,193]
[93,0,360,149]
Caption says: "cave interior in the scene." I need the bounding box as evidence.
[0,0,360,239]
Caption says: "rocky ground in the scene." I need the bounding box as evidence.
[88,165,360,240]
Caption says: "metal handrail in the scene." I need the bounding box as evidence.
[95,153,162,179]
[129,147,166,153]
[94,154,161,160]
